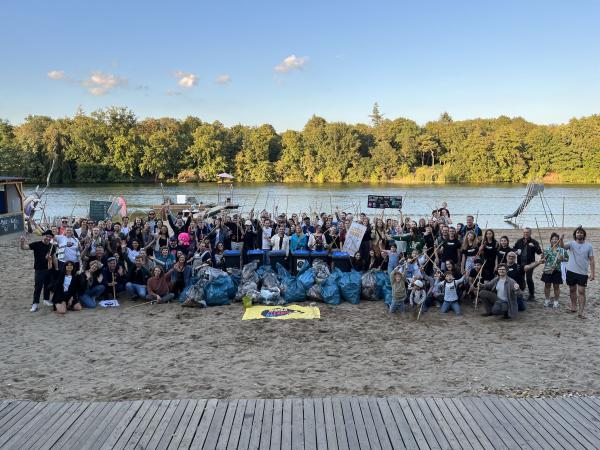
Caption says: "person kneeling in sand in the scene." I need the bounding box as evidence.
[479,263,521,320]
[146,267,176,304]
[52,261,82,313]
[436,271,467,315]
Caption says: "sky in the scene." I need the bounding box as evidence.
[1,0,599,131]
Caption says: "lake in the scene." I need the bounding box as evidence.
[24,183,600,229]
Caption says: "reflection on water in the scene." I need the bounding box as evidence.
[26,183,600,228]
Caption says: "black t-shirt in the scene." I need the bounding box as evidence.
[469,268,483,287]
[497,245,512,264]
[506,263,525,288]
[461,245,478,259]
[29,241,55,270]
[441,239,461,263]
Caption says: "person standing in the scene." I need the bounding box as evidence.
[513,227,542,301]
[20,230,56,312]
[560,227,595,319]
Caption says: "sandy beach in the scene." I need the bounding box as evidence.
[0,228,598,402]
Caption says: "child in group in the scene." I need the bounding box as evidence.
[409,279,427,309]
[384,243,400,275]
[389,266,407,313]
[436,271,468,315]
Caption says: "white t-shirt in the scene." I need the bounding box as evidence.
[262,227,273,250]
[56,235,79,262]
[496,279,507,301]
[566,241,594,275]
[63,275,73,293]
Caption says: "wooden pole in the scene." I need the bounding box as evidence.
[473,260,486,311]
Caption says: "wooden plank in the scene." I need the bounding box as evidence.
[413,398,454,450]
[553,398,600,432]
[111,400,156,450]
[228,399,247,450]
[136,400,173,449]
[188,398,218,449]
[26,402,80,450]
[124,400,169,449]
[460,397,515,450]
[237,398,257,450]
[477,397,536,450]
[331,397,349,450]
[97,400,144,450]
[339,398,359,450]
[154,399,190,450]
[81,401,131,450]
[281,399,292,450]
[259,399,274,450]
[270,399,283,450]
[37,402,91,450]
[423,398,468,450]
[291,398,304,450]
[75,402,130,450]
[444,398,495,450]
[322,398,339,450]
[374,398,404,450]
[349,397,371,450]
[535,398,600,449]
[249,398,266,449]
[216,400,239,450]
[405,398,443,450]
[0,401,52,448]
[0,401,21,423]
[303,398,317,450]
[0,401,36,436]
[582,396,600,414]
[55,402,112,449]
[524,398,590,450]
[313,398,329,450]
[487,397,553,450]
[505,398,577,450]
[5,402,67,449]
[364,398,393,450]
[355,398,383,450]
[200,399,228,450]
[176,399,209,449]
[145,400,183,450]
[561,398,600,429]
[387,398,421,450]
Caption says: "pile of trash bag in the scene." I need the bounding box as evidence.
[337,270,362,304]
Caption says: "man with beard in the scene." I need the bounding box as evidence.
[560,227,595,319]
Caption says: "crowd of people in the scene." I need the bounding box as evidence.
[19,202,595,320]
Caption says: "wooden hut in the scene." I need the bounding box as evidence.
[0,176,25,236]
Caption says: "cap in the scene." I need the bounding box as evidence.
[107,257,116,262]
[245,220,252,226]
[42,230,54,237]
[414,280,424,288]
[182,209,191,213]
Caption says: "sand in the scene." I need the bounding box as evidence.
[0,228,599,402]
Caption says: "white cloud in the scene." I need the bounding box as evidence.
[274,55,308,73]
[175,71,198,88]
[82,71,128,95]
[215,74,231,85]
[47,70,66,80]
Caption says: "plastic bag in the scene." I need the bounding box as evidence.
[306,284,323,301]
[242,260,259,284]
[361,270,379,300]
[235,281,258,302]
[337,269,361,304]
[374,270,389,301]
[321,275,341,305]
[182,278,208,304]
[312,259,331,284]
[261,270,280,290]
[298,267,315,290]
[259,287,282,305]
[204,275,234,306]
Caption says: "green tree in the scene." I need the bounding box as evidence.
[186,121,229,180]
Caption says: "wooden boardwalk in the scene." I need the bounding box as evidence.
[0,396,599,449]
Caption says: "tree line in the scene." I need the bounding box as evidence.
[1,105,599,184]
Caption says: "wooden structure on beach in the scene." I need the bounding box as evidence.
[0,395,599,449]
[0,176,25,236]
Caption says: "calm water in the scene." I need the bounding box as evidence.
[25,183,600,229]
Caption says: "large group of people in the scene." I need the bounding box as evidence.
[19,202,595,320]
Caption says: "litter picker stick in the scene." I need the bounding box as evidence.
[534,217,545,249]
[473,260,486,311]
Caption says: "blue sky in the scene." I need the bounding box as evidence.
[1,0,599,130]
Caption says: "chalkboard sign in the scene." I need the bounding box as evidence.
[0,213,24,236]
[367,195,403,209]
[89,200,112,221]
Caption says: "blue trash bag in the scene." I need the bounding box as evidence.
[321,272,341,305]
[277,263,306,303]
[374,270,389,301]
[337,269,361,304]
[178,275,200,303]
[297,267,315,290]
[204,275,234,306]
[383,277,393,306]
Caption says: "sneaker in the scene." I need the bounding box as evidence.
[43,300,53,307]
[553,300,560,309]
[544,299,551,307]
[30,304,39,312]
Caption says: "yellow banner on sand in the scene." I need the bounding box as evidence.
[242,304,321,320]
